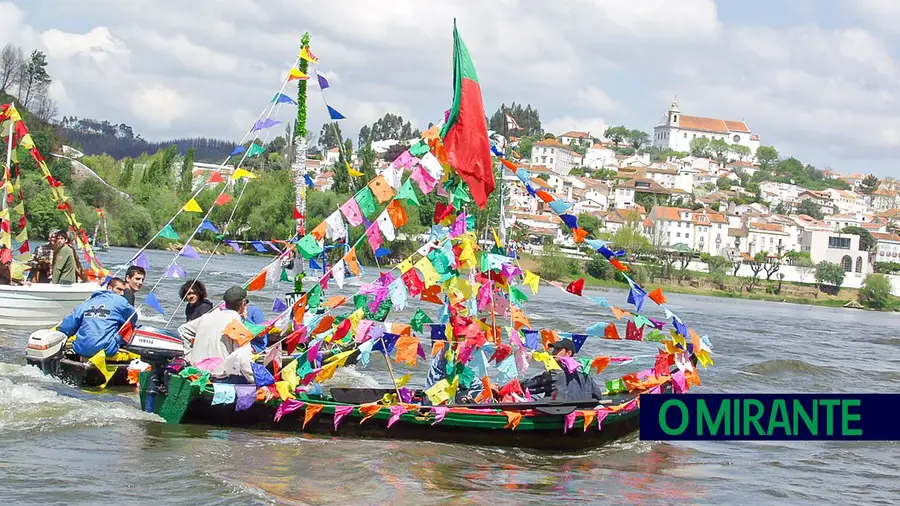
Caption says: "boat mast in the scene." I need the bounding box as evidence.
[292,32,311,277]
[499,105,507,250]
[1,120,12,237]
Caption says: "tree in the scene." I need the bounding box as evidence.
[603,126,629,147]
[382,143,408,163]
[756,146,778,170]
[709,138,729,162]
[319,122,343,150]
[543,133,556,140]
[729,144,751,161]
[860,174,879,195]
[19,50,51,108]
[357,125,371,148]
[796,199,824,220]
[118,158,135,188]
[576,213,602,237]
[762,253,781,280]
[815,261,845,294]
[700,253,730,288]
[716,177,732,190]
[629,130,650,150]
[516,135,538,160]
[358,139,377,181]
[745,252,767,291]
[0,44,23,92]
[841,226,875,253]
[178,147,195,197]
[488,102,542,137]
[858,274,893,309]
[689,137,710,157]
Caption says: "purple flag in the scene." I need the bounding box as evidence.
[234,385,257,411]
[130,251,151,270]
[164,263,186,278]
[252,118,281,131]
[317,72,329,89]
[272,297,288,313]
[449,213,466,238]
[225,240,242,254]
[180,244,202,260]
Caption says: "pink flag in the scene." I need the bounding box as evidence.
[410,166,437,194]
[387,404,407,428]
[339,198,364,227]
[365,224,383,252]
[274,399,305,423]
[431,406,450,425]
[477,281,493,311]
[449,212,466,238]
[356,320,375,342]
[307,340,321,364]
[595,409,610,431]
[333,405,354,431]
[563,410,577,434]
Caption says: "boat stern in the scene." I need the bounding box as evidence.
[24,329,68,373]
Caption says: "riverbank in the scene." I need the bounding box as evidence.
[516,255,900,312]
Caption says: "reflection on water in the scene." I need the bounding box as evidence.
[1,246,900,504]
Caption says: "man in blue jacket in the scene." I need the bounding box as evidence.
[57,277,138,358]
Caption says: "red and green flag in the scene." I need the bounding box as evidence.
[439,21,494,209]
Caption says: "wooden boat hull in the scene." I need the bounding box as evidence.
[0,282,101,328]
[141,374,646,450]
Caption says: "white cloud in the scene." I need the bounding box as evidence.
[544,116,609,139]
[128,86,189,129]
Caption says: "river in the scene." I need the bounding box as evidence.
[1,246,898,505]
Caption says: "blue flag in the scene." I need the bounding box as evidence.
[571,334,588,353]
[304,174,314,187]
[374,247,391,258]
[309,257,322,270]
[523,329,540,350]
[560,214,578,229]
[230,145,246,156]
[272,297,288,313]
[272,93,297,105]
[130,251,151,270]
[327,105,345,120]
[251,241,267,253]
[144,293,164,315]
[317,72,329,89]
[199,220,218,233]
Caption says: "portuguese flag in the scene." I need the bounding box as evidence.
[440,21,494,209]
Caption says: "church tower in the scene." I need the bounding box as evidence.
[668,96,680,127]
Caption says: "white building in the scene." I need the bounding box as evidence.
[822,189,867,214]
[652,99,761,155]
[800,230,871,276]
[530,139,582,175]
[872,232,900,263]
[825,212,887,233]
[725,161,760,176]
[691,209,730,255]
[583,144,617,170]
[746,222,791,256]
[557,130,593,147]
[872,189,900,212]
[613,178,671,209]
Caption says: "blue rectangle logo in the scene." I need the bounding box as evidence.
[640,394,899,440]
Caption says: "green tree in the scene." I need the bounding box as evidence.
[20,49,51,108]
[358,139,377,181]
[319,122,343,150]
[858,274,893,309]
[709,138,729,162]
[118,157,135,188]
[796,199,824,220]
[729,144,751,161]
[755,146,778,170]
[716,177,733,190]
[576,213,601,236]
[294,32,311,141]
[700,253,730,289]
[689,137,710,157]
[628,130,650,150]
[488,102,542,137]
[841,226,875,252]
[178,147,195,197]
[543,133,556,140]
[860,174,879,195]
[586,255,613,280]
[516,135,538,160]
[815,261,845,293]
[536,243,579,281]
[603,126,629,147]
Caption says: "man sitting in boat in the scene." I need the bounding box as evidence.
[50,230,77,284]
[178,285,255,384]
[55,277,138,360]
[180,279,213,322]
[122,266,145,306]
[522,339,604,402]
[26,233,53,283]
[424,346,485,404]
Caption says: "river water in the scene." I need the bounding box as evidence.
[1,246,898,505]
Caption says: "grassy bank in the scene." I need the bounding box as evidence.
[516,255,900,312]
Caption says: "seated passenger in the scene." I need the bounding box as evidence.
[180,279,213,322]
[56,277,137,359]
[178,285,255,383]
[122,265,145,306]
[521,338,604,401]
[423,346,484,404]
[50,230,77,285]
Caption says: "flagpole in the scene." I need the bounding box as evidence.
[499,106,508,250]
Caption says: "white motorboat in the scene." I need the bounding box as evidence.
[0,282,101,328]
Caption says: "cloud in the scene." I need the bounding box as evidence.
[9,0,900,177]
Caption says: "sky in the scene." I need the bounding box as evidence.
[8,0,900,177]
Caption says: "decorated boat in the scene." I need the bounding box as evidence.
[0,103,107,327]
[120,22,714,450]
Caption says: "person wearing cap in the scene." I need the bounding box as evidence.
[178,285,255,383]
[521,338,604,402]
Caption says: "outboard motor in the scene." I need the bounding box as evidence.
[121,325,185,413]
[25,329,69,374]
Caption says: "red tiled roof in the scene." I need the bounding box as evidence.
[678,115,750,134]
[560,131,590,139]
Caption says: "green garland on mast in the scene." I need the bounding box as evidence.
[295,31,311,140]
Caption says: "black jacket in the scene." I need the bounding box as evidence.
[185,299,214,322]
[522,366,604,401]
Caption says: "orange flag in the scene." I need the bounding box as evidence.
[609,257,629,272]
[292,294,308,327]
[247,270,266,291]
[648,287,666,305]
[572,228,588,243]
[581,410,597,431]
[344,247,361,277]
[324,295,347,309]
[310,221,327,241]
[367,174,395,203]
[358,403,382,424]
[688,328,702,352]
[302,403,324,429]
[386,200,408,228]
[224,319,254,347]
[610,306,630,320]
[591,356,611,374]
[535,190,555,203]
[420,285,443,304]
[214,193,233,206]
[503,411,522,430]
[604,322,621,340]
[510,306,530,330]
[540,329,559,349]
[500,158,518,173]
[395,334,420,366]
[431,340,447,357]
[475,377,494,403]
[312,315,335,335]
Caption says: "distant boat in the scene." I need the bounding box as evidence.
[0,282,102,328]
[92,208,111,252]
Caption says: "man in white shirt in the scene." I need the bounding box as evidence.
[178,285,255,383]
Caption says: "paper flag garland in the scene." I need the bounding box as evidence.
[144,293,164,314]
[158,224,179,240]
[130,252,151,270]
[327,105,345,120]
